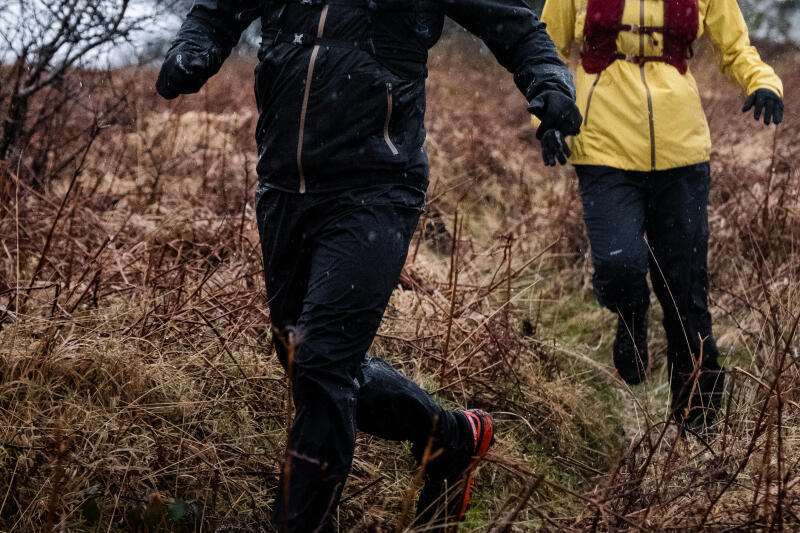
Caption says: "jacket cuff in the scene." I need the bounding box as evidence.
[521,63,576,103]
[748,80,784,99]
[187,7,242,52]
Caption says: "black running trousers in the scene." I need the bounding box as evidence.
[255,183,464,532]
[576,163,724,416]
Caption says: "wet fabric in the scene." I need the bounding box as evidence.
[255,183,469,532]
[577,163,724,422]
[163,0,575,193]
[537,0,784,171]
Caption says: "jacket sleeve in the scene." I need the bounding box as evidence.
[703,0,783,97]
[167,1,262,78]
[540,0,576,63]
[441,0,576,103]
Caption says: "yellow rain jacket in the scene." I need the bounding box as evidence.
[537,0,784,171]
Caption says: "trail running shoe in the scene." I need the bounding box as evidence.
[613,309,649,385]
[414,409,495,531]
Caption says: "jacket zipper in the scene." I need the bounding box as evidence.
[639,0,656,170]
[296,5,329,194]
[583,72,602,128]
[383,82,399,156]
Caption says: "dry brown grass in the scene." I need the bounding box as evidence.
[0,36,798,531]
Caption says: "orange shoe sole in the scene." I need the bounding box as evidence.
[455,410,495,522]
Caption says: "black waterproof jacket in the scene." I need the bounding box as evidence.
[165,0,575,193]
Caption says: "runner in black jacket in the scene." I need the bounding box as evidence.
[157,1,581,531]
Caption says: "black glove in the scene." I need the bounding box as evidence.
[156,48,213,100]
[528,91,583,140]
[540,129,571,167]
[742,89,784,126]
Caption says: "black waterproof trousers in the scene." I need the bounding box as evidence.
[255,183,468,532]
[576,163,725,422]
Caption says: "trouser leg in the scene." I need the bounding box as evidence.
[577,166,651,382]
[577,166,651,314]
[645,163,724,425]
[356,356,466,463]
[256,184,463,531]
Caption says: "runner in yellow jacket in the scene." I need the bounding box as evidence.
[537,0,784,429]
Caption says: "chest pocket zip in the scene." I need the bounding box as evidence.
[384,82,400,156]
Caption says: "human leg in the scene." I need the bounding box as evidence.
[257,184,473,531]
[576,165,651,384]
[645,163,724,427]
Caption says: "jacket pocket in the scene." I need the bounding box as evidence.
[299,67,404,178]
[583,72,602,128]
[305,70,387,149]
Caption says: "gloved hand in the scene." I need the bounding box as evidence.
[156,48,213,100]
[540,129,571,167]
[528,91,583,140]
[742,89,784,126]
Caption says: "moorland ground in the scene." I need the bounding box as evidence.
[0,35,798,531]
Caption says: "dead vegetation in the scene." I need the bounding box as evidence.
[0,36,798,531]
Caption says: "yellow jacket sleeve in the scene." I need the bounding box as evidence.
[532,0,576,129]
[703,0,783,97]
